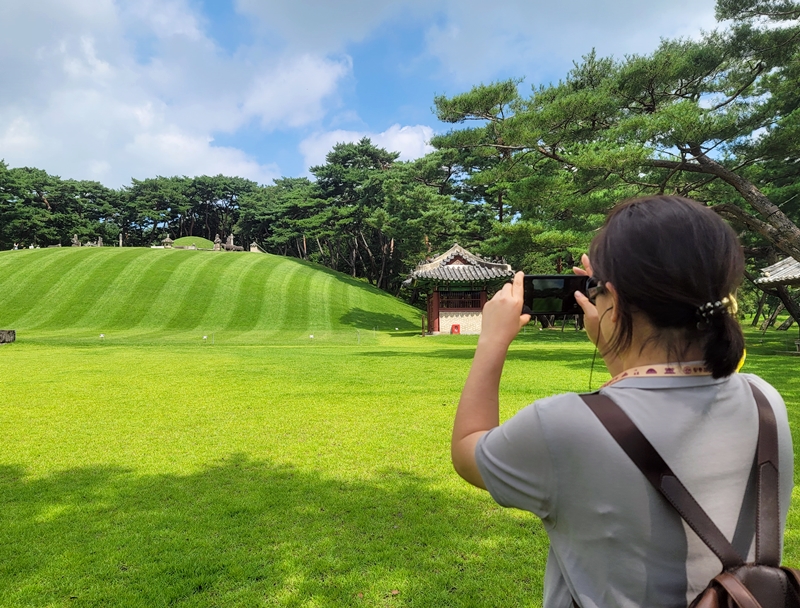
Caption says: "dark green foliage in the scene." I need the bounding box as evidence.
[428,0,800,302]
[236,139,491,294]
[0,162,120,248]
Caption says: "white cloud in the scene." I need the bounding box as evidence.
[0,0,723,188]
[235,0,434,52]
[424,0,720,83]
[235,0,717,84]
[300,124,434,170]
[0,118,39,157]
[126,129,280,184]
[0,81,281,185]
[243,55,352,129]
[121,0,205,40]
[0,0,349,186]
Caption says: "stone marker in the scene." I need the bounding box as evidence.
[0,330,16,344]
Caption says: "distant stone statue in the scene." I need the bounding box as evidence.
[97,236,103,247]
[214,234,222,251]
[224,234,243,252]
[71,234,80,247]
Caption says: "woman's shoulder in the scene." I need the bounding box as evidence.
[512,391,609,441]
[737,373,785,404]
[524,391,588,419]
[494,392,592,445]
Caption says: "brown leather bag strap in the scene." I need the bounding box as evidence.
[581,381,781,570]
[714,572,763,608]
[782,567,800,593]
[751,384,780,566]
[581,391,743,569]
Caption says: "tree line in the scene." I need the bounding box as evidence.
[0,0,798,321]
[430,0,800,324]
[0,144,493,295]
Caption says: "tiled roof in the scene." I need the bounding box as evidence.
[755,257,800,286]
[405,243,513,285]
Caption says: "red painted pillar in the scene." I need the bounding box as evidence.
[431,290,440,332]
[480,290,488,309]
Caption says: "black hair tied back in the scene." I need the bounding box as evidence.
[590,196,745,379]
[698,296,744,378]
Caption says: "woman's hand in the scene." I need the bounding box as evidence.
[451,272,530,489]
[573,254,602,347]
[479,271,531,348]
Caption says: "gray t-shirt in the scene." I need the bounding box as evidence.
[475,373,793,608]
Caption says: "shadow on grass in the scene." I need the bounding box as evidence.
[356,346,595,367]
[339,308,419,331]
[0,457,546,607]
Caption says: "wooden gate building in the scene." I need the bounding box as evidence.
[405,243,513,334]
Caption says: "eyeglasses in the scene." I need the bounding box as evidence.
[586,277,605,305]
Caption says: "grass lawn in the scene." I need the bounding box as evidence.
[0,323,798,606]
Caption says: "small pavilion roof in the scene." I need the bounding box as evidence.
[405,243,513,286]
[754,257,800,287]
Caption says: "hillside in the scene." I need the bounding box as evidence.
[0,248,422,344]
[172,236,216,249]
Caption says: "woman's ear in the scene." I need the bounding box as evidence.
[604,281,619,323]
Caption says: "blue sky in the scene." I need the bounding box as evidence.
[0,0,719,187]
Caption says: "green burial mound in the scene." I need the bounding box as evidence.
[0,248,421,342]
[172,236,216,249]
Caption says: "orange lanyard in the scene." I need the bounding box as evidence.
[602,362,712,388]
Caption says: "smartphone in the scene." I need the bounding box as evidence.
[522,275,589,315]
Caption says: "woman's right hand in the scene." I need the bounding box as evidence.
[479,271,531,349]
[573,254,602,348]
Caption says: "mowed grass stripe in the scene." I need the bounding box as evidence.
[31,248,142,330]
[278,263,316,331]
[198,253,265,331]
[10,250,122,329]
[0,249,85,325]
[308,268,335,332]
[223,255,279,332]
[248,259,304,333]
[134,252,220,330]
[73,248,168,329]
[341,269,419,330]
[0,249,67,292]
[164,253,243,330]
[108,251,198,330]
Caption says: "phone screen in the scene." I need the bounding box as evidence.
[522,275,588,315]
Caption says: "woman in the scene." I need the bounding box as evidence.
[451,196,793,607]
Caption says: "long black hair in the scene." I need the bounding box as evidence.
[589,195,745,378]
